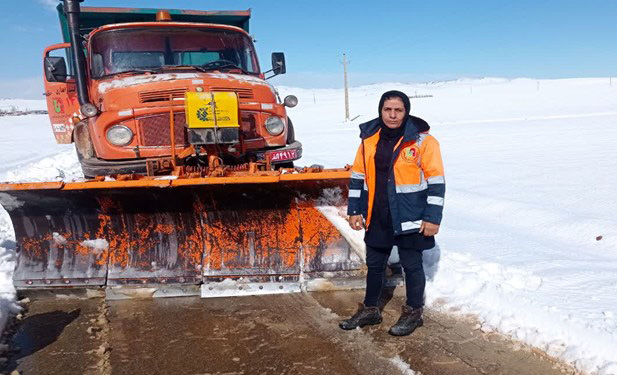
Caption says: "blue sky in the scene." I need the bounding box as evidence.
[1,0,616,98]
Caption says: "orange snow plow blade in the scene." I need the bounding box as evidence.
[0,169,365,299]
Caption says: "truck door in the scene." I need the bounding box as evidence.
[43,43,79,144]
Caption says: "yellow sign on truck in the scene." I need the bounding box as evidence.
[185,92,240,128]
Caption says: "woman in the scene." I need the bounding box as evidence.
[339,90,445,336]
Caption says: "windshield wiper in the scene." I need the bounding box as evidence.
[200,62,250,75]
[108,66,204,77]
[112,68,160,76]
[102,64,251,78]
[156,65,205,72]
[167,63,250,75]
[217,64,250,75]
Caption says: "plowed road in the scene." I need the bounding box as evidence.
[3,290,576,375]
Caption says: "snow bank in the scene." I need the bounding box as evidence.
[0,113,77,177]
[0,149,83,183]
[0,99,47,112]
[0,205,20,337]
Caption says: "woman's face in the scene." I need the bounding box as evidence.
[381,97,406,129]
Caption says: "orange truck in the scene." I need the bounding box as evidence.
[0,0,361,298]
[44,0,301,177]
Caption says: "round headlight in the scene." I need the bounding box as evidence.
[264,116,285,136]
[283,95,298,108]
[106,125,133,146]
[80,103,99,118]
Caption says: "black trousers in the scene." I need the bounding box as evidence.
[363,245,426,309]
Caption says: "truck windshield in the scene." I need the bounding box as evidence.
[90,27,260,78]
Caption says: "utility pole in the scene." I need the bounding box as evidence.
[343,53,350,121]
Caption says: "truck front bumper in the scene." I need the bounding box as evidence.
[252,141,303,164]
[80,141,303,177]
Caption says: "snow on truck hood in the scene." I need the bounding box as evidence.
[97,72,273,94]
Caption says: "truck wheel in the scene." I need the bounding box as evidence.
[286,117,295,144]
[73,122,96,178]
[74,122,96,161]
[275,162,294,169]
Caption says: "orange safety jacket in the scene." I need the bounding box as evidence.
[347,116,445,234]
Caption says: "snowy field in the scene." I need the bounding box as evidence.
[1,77,617,374]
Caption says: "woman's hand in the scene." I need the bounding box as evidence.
[419,221,440,236]
[348,215,364,231]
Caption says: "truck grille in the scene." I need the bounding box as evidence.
[211,87,254,99]
[139,89,187,103]
[138,88,254,103]
[241,111,259,139]
[137,113,188,146]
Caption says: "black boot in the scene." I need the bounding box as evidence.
[388,305,423,336]
[339,303,382,330]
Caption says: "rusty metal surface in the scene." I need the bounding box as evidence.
[7,189,110,288]
[0,169,350,190]
[0,172,359,292]
[137,112,188,146]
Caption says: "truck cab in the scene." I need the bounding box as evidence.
[44,2,300,177]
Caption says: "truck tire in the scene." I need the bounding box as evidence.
[74,122,96,160]
[276,162,294,169]
[73,122,96,178]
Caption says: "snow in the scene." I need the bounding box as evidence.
[0,115,77,178]
[389,355,417,375]
[52,232,67,246]
[0,77,617,373]
[206,72,272,87]
[0,205,20,339]
[154,175,178,180]
[96,72,271,94]
[79,239,109,255]
[0,149,83,183]
[0,99,47,112]
[318,206,366,261]
[97,72,199,93]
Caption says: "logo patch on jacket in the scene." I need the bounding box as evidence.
[401,146,419,163]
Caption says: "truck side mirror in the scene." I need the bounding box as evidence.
[271,53,286,75]
[44,56,68,83]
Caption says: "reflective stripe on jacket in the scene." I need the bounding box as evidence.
[347,116,445,234]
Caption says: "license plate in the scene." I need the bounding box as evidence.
[268,149,298,162]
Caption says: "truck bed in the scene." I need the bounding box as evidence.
[56,3,251,43]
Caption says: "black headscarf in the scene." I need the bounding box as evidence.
[378,90,410,139]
